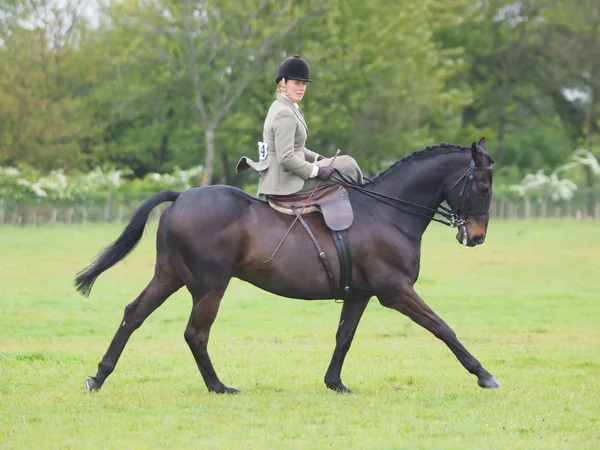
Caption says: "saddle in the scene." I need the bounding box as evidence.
[267,185,353,231]
[266,185,354,301]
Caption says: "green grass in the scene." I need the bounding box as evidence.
[1,219,599,449]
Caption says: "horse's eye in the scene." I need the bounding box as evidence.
[477,187,489,195]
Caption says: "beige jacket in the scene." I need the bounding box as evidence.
[236,94,319,196]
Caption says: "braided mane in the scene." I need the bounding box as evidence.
[369,143,469,184]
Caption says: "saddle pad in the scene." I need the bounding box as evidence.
[268,202,319,215]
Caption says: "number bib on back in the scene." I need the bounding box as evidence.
[258,141,268,161]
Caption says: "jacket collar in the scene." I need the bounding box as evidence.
[277,94,308,133]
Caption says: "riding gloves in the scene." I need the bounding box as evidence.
[316,166,335,180]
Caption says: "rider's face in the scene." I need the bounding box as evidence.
[284,79,307,103]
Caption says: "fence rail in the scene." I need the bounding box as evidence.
[1,198,599,227]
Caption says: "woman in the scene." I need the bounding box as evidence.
[236,55,363,197]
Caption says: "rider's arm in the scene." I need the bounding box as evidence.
[303,147,319,163]
[273,110,318,179]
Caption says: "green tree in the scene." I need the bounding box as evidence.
[293,0,472,176]
[535,0,600,215]
[0,0,92,170]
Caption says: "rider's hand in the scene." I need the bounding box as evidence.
[316,166,335,180]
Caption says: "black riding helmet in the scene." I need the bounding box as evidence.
[275,55,312,83]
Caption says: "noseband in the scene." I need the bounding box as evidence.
[440,160,493,227]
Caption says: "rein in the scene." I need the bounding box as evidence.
[333,161,493,228]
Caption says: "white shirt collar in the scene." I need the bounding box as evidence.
[279,93,299,109]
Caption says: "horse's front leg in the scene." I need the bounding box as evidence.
[324,295,370,394]
[378,286,499,389]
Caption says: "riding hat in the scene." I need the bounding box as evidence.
[275,55,312,83]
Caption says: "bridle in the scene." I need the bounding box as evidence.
[333,160,493,228]
[438,160,494,227]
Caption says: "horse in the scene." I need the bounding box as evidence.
[76,137,499,394]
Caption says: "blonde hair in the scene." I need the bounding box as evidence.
[276,78,287,95]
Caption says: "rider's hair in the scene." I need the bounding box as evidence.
[276,78,287,95]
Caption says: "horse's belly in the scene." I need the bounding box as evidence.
[234,265,334,301]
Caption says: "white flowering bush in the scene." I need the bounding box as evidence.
[144,166,204,190]
[0,164,203,224]
[547,174,578,202]
[509,169,577,205]
[559,149,600,176]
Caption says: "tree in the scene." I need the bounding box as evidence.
[0,0,92,169]
[291,0,472,175]
[441,0,558,166]
[103,0,322,184]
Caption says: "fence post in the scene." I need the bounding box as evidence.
[540,200,547,219]
[554,206,561,218]
[524,198,531,219]
[12,204,19,225]
[66,206,74,224]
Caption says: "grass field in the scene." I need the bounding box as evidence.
[1,219,599,449]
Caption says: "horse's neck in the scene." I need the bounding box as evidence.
[370,152,469,232]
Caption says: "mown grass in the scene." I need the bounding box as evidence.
[1,219,599,449]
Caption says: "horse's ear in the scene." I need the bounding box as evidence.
[471,141,487,167]
[478,136,487,150]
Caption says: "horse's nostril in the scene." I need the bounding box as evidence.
[473,235,485,245]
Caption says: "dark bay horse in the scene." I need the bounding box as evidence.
[76,137,499,394]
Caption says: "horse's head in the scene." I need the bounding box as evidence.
[444,137,494,247]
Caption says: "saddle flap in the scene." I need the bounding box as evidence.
[317,186,353,231]
[267,185,353,231]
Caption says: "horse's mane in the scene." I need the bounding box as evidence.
[368,143,469,184]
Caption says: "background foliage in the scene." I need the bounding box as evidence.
[1,0,600,218]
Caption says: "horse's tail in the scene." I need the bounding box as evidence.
[75,190,181,297]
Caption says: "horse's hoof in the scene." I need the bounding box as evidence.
[326,382,354,394]
[224,387,242,395]
[478,376,500,389]
[85,376,101,392]
[210,386,242,395]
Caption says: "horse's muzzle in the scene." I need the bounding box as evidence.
[471,234,486,246]
[455,221,488,247]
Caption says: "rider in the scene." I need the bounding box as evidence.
[236,55,363,197]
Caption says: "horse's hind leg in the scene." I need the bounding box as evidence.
[183,280,239,394]
[324,295,370,394]
[378,286,500,389]
[85,265,183,391]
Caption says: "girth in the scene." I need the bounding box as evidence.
[291,208,352,301]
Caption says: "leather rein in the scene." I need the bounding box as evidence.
[333,160,493,228]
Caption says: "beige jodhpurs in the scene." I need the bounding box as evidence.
[299,155,363,192]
